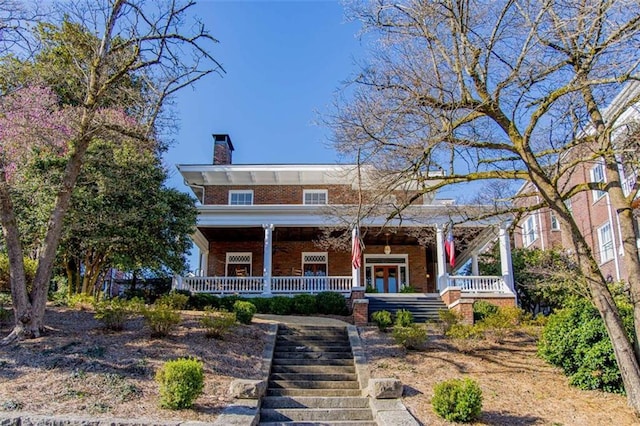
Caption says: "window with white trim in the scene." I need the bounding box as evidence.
[590,162,606,202]
[522,215,538,247]
[302,252,327,276]
[229,190,253,205]
[303,190,328,205]
[550,212,560,231]
[226,252,252,276]
[598,222,614,264]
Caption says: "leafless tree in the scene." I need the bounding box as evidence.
[0,0,223,343]
[331,0,640,411]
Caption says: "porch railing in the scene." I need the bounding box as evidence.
[178,276,353,296]
[272,276,352,295]
[447,275,509,293]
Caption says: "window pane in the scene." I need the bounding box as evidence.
[230,191,253,205]
[304,191,327,205]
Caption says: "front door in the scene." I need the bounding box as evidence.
[374,265,399,293]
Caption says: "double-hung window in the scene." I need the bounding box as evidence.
[226,252,252,276]
[522,215,538,247]
[590,162,606,202]
[303,189,328,205]
[229,190,253,205]
[598,222,615,264]
[550,212,560,231]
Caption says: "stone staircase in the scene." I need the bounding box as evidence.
[367,293,447,322]
[259,325,376,425]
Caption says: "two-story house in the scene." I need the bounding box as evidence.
[175,134,516,314]
[514,82,640,283]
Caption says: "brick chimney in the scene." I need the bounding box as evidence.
[213,134,234,165]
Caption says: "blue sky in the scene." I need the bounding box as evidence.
[165,0,364,191]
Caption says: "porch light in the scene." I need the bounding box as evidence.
[384,233,391,255]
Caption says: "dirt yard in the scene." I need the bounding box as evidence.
[0,308,639,425]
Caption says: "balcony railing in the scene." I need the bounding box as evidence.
[177,275,353,296]
[447,275,509,293]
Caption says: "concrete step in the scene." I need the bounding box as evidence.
[262,396,370,409]
[271,365,356,374]
[270,373,357,382]
[269,380,359,390]
[276,335,350,344]
[266,388,363,397]
[259,421,377,426]
[273,351,352,360]
[274,344,352,352]
[272,358,355,366]
[260,408,374,422]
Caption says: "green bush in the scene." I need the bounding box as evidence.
[200,307,236,339]
[395,309,414,327]
[0,253,36,292]
[316,292,348,315]
[432,378,483,422]
[392,324,428,349]
[446,323,484,340]
[67,293,95,310]
[538,297,631,393]
[0,293,11,307]
[399,285,417,293]
[233,300,257,324]
[249,297,272,314]
[472,300,499,322]
[155,357,204,409]
[93,298,136,331]
[157,292,189,310]
[365,285,379,293]
[438,309,462,333]
[187,293,219,310]
[371,310,393,331]
[292,294,318,315]
[143,304,181,337]
[219,295,241,311]
[270,296,293,315]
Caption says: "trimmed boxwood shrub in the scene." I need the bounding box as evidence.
[292,294,318,315]
[316,291,348,315]
[187,293,220,310]
[233,300,257,324]
[249,297,272,314]
[155,357,204,409]
[219,295,241,311]
[432,378,483,422]
[270,296,293,315]
[472,300,499,322]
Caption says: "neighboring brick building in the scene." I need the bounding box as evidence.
[176,134,517,299]
[513,83,640,282]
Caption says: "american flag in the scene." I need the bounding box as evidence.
[352,230,362,269]
[445,226,455,267]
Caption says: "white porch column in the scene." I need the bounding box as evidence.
[352,227,361,288]
[263,224,274,295]
[499,224,516,299]
[471,253,479,276]
[436,225,448,291]
[199,250,209,276]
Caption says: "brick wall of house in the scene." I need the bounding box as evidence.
[207,241,264,276]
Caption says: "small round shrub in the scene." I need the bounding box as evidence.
[292,294,318,315]
[187,293,220,310]
[219,295,241,311]
[438,309,462,333]
[143,304,181,337]
[371,310,393,331]
[157,292,189,310]
[67,293,94,310]
[250,297,272,314]
[200,307,236,339]
[270,296,293,315]
[399,285,417,293]
[472,300,499,322]
[446,323,484,340]
[395,309,414,327]
[93,297,136,331]
[155,357,204,409]
[316,292,348,315]
[233,300,257,324]
[393,324,428,350]
[432,378,483,423]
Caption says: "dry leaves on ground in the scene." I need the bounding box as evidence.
[360,325,640,426]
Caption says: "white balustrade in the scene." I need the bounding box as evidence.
[181,275,353,296]
[447,275,509,293]
[182,276,264,295]
[271,276,352,295]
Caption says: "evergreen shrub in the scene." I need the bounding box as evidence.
[395,309,414,327]
[371,310,393,331]
[392,324,427,349]
[316,291,348,315]
[233,300,257,324]
[432,378,483,422]
[143,304,181,337]
[187,293,219,310]
[292,294,318,315]
[200,307,236,339]
[157,292,189,310]
[93,297,136,331]
[249,297,272,314]
[155,357,204,409]
[270,296,293,315]
[472,300,499,322]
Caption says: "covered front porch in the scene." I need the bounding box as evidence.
[174,222,516,299]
